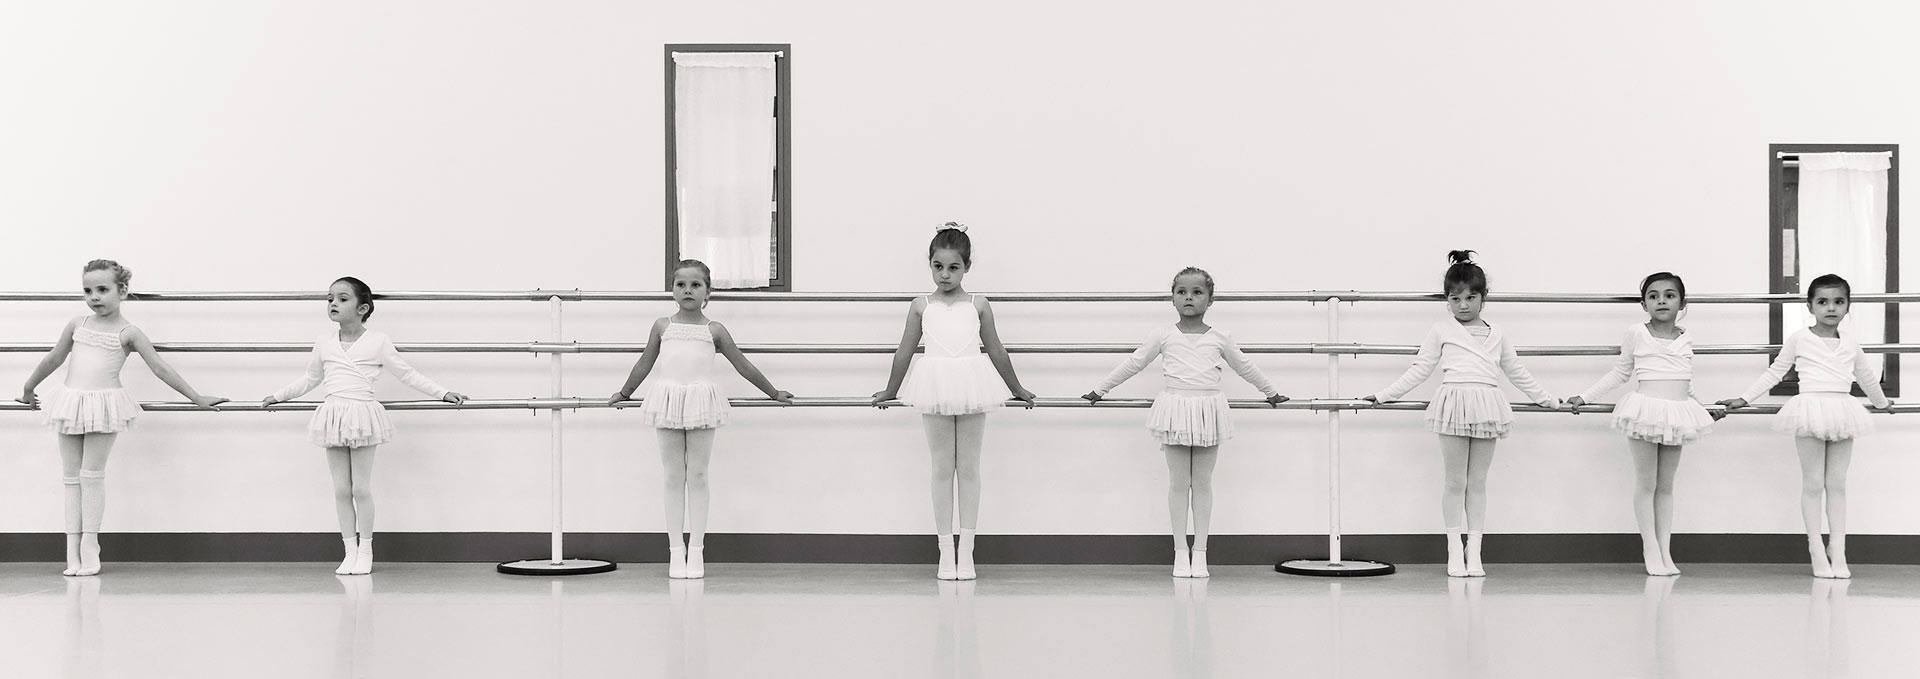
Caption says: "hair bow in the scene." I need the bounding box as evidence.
[937,221,968,232]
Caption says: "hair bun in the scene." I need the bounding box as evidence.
[1447,249,1476,265]
[937,221,968,233]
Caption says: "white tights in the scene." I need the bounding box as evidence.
[327,445,379,539]
[658,428,716,550]
[923,414,986,534]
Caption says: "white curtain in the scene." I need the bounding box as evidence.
[673,52,777,288]
[1793,152,1891,371]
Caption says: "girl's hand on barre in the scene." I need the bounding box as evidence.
[191,395,229,409]
[769,390,794,405]
[1265,394,1290,407]
[260,395,279,407]
[1564,396,1587,412]
[17,391,38,409]
[443,392,468,405]
[607,391,632,407]
[1357,395,1381,406]
[1081,391,1103,404]
[870,390,898,409]
[1716,398,1748,411]
[1873,401,1896,413]
[1012,389,1037,409]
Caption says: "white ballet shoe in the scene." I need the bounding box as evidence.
[1172,549,1191,578]
[1643,546,1669,576]
[63,535,81,577]
[936,534,957,580]
[1464,533,1486,577]
[336,537,358,575]
[1190,549,1210,578]
[956,547,977,581]
[350,542,374,575]
[686,547,705,579]
[668,546,688,579]
[75,533,101,577]
[1830,549,1851,579]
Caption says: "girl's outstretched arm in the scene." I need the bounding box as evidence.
[1569,328,1636,408]
[1721,336,1801,409]
[872,299,925,406]
[378,334,463,403]
[1367,327,1442,402]
[126,326,226,408]
[18,318,78,407]
[976,297,1035,406]
[264,342,324,405]
[1497,336,1558,408]
[610,318,670,406]
[1085,326,1166,402]
[1219,330,1289,406]
[712,322,792,403]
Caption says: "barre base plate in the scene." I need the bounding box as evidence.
[1275,558,1396,577]
[497,558,618,576]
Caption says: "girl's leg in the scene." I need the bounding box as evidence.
[1794,436,1836,578]
[1823,439,1855,578]
[326,446,357,574]
[1655,444,1684,574]
[658,428,690,578]
[75,433,116,576]
[1163,444,1193,576]
[347,446,378,574]
[1463,437,1497,576]
[1189,445,1220,577]
[1628,438,1665,575]
[1439,435,1471,577]
[923,415,959,579]
[954,413,987,580]
[683,427,716,578]
[58,435,84,575]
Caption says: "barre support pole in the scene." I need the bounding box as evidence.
[499,296,615,576]
[1279,297,1394,577]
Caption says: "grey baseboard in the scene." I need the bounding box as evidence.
[4,533,1919,564]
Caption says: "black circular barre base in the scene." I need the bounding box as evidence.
[1276,558,1396,577]
[497,558,618,576]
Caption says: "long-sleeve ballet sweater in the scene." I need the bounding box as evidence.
[272,329,450,403]
[1576,323,1698,403]
[1737,328,1889,407]
[1371,321,1557,406]
[1092,325,1279,397]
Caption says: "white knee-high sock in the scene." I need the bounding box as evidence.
[63,477,81,576]
[78,470,106,533]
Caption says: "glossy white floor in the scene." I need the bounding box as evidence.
[3,563,1916,679]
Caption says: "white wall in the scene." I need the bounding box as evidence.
[3,0,1918,537]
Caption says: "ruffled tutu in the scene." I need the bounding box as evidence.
[900,355,1009,416]
[1610,391,1714,446]
[1147,389,1234,447]
[1774,392,1874,441]
[1425,384,1513,439]
[43,387,141,435]
[639,381,730,430]
[307,398,394,448]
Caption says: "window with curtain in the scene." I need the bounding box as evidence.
[665,45,791,290]
[1768,144,1900,396]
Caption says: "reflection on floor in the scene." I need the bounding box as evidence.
[3,563,1917,678]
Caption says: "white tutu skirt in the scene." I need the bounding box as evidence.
[1425,384,1513,439]
[1147,389,1234,447]
[639,381,730,430]
[307,398,393,448]
[1610,392,1714,446]
[43,387,141,435]
[1774,392,1874,441]
[900,355,1009,416]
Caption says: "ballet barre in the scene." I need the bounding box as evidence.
[10,341,1920,357]
[3,396,1896,415]
[9,289,1920,304]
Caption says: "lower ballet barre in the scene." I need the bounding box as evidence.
[7,341,1920,355]
[1,396,1895,414]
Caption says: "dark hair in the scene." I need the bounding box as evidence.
[1639,271,1687,307]
[1807,273,1851,302]
[1170,266,1215,295]
[333,276,375,321]
[83,259,132,291]
[672,259,713,287]
[928,223,973,268]
[1443,250,1487,296]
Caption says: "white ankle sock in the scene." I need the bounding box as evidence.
[957,530,977,580]
[1190,549,1209,578]
[1445,529,1466,577]
[1173,548,1191,577]
[686,547,705,579]
[936,534,956,580]
[352,536,374,575]
[336,537,358,575]
[668,544,688,579]
[1810,536,1836,578]
[1465,531,1485,576]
